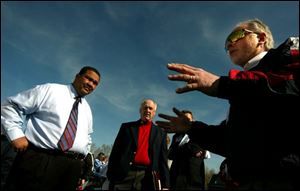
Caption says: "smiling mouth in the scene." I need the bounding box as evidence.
[83,85,91,91]
[82,87,91,94]
[144,114,151,118]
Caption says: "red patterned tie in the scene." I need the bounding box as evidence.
[58,97,81,151]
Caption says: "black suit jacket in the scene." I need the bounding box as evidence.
[107,119,170,188]
[168,133,205,190]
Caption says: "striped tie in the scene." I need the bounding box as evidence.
[58,97,81,151]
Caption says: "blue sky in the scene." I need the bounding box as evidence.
[1,1,299,172]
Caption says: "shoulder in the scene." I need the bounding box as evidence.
[121,120,139,127]
[280,37,298,50]
[118,121,140,132]
[272,36,299,57]
[39,83,66,88]
[259,37,299,70]
[269,37,298,56]
[15,83,66,98]
[152,123,165,133]
[33,83,68,93]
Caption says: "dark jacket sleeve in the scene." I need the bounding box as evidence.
[187,120,227,157]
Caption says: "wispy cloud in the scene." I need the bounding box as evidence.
[90,73,176,113]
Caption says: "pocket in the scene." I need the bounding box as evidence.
[18,149,49,181]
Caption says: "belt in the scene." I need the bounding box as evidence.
[131,164,149,171]
[28,142,85,160]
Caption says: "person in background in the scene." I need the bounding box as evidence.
[107,99,170,190]
[94,152,108,189]
[156,19,299,190]
[168,110,210,190]
[1,66,101,191]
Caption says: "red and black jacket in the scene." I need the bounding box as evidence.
[188,37,299,184]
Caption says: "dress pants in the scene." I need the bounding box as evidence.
[109,168,154,190]
[3,145,83,191]
[1,135,17,190]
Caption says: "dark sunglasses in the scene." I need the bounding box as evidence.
[225,29,257,51]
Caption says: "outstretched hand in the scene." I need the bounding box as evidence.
[167,63,220,96]
[155,107,192,133]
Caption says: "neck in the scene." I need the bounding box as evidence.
[141,119,151,124]
[71,83,83,98]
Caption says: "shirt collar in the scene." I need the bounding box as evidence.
[139,119,152,125]
[244,51,268,71]
[69,84,83,102]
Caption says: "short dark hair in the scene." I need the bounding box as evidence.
[78,66,101,78]
[97,152,105,158]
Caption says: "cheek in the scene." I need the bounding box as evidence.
[151,112,156,118]
[242,43,259,61]
[233,42,257,66]
[230,50,247,67]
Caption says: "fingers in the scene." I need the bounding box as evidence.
[168,74,186,81]
[168,74,196,83]
[13,145,28,152]
[11,137,29,152]
[167,63,199,94]
[157,113,174,121]
[156,108,182,133]
[158,107,180,118]
[176,82,198,94]
[176,86,192,94]
[155,121,168,127]
[155,121,170,128]
[157,108,181,120]
[167,63,197,75]
[155,121,175,133]
[172,107,182,116]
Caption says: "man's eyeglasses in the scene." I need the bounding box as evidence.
[225,29,257,51]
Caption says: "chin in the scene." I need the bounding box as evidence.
[143,118,151,122]
[82,89,90,95]
[231,59,243,67]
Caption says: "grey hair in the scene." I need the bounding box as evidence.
[238,18,274,50]
[140,99,157,111]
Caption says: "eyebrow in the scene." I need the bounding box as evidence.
[84,75,99,85]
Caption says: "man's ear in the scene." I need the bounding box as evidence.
[257,32,267,45]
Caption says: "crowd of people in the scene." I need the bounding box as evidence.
[1,18,299,190]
